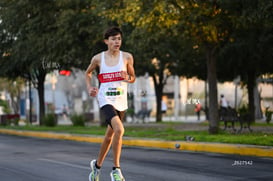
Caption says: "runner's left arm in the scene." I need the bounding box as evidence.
[124,53,136,83]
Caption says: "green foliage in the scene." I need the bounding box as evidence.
[54,0,105,69]
[126,108,134,116]
[219,0,273,80]
[42,114,57,127]
[0,78,25,114]
[0,99,11,114]
[7,118,19,126]
[70,114,87,127]
[0,0,105,122]
[237,104,249,116]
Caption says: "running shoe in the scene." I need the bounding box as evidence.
[110,168,125,181]
[89,160,100,181]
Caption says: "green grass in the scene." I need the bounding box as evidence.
[124,126,273,146]
[1,124,273,146]
[2,125,106,135]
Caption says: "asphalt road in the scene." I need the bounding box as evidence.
[0,134,272,181]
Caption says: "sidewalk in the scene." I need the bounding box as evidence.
[0,128,272,158]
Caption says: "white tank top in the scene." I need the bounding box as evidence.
[97,51,128,111]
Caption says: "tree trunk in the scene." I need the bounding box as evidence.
[246,71,255,123]
[206,48,219,134]
[254,79,263,119]
[152,75,163,122]
[29,79,33,124]
[204,80,209,120]
[37,71,46,125]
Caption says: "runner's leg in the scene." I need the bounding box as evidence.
[110,115,124,167]
[96,125,114,167]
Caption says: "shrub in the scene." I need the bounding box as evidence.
[0,99,11,113]
[8,118,20,126]
[237,104,248,116]
[265,107,272,124]
[70,114,86,127]
[42,114,57,127]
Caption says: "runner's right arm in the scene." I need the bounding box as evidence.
[85,54,100,97]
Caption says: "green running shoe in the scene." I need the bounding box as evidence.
[89,160,100,181]
[110,168,125,181]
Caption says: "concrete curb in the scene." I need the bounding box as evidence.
[1,129,273,158]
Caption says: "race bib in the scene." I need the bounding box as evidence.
[105,87,125,96]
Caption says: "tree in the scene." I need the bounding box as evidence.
[219,0,273,122]
[0,78,25,114]
[0,0,59,123]
[0,0,103,123]
[54,0,106,70]
[168,0,233,134]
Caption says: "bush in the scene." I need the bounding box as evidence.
[8,118,20,126]
[237,104,248,116]
[265,107,272,124]
[42,114,57,127]
[0,99,11,113]
[71,114,86,127]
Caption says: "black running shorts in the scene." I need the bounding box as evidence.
[101,104,125,128]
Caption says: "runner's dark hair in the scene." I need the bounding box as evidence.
[104,26,123,40]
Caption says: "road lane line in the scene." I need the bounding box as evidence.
[38,158,89,170]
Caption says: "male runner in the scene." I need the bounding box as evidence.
[85,27,135,181]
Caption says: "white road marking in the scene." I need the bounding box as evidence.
[38,158,89,170]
